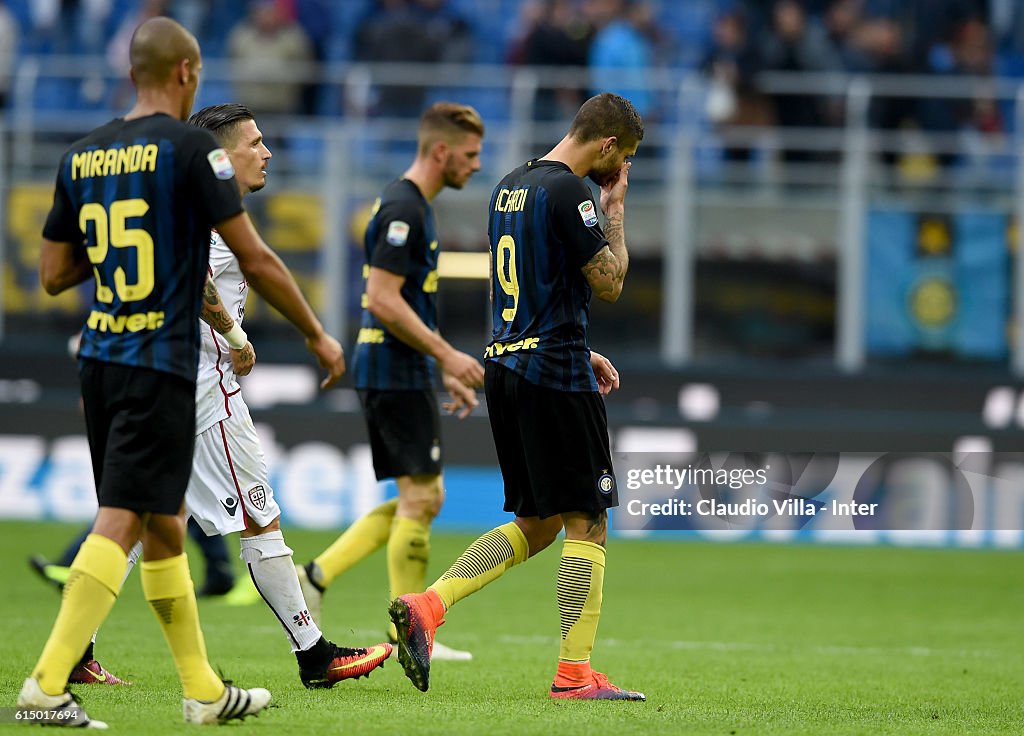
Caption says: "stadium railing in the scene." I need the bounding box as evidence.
[3,59,1024,374]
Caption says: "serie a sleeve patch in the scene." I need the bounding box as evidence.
[386,220,410,246]
[207,148,235,180]
[578,200,598,227]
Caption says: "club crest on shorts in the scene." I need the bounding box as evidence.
[430,441,441,463]
[597,472,615,495]
[248,485,267,511]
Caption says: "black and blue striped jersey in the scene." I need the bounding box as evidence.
[353,179,440,390]
[43,113,243,383]
[485,159,608,392]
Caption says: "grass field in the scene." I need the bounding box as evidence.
[1,521,1022,735]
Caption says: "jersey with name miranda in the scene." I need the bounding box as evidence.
[354,178,440,391]
[43,113,243,383]
[486,159,607,392]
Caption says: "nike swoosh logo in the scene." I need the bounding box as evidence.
[328,645,390,672]
[89,669,107,683]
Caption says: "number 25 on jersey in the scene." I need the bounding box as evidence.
[80,198,154,303]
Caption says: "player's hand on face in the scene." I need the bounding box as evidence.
[442,371,479,419]
[599,161,631,216]
[230,341,256,376]
[443,349,484,389]
[306,332,346,388]
[590,350,620,396]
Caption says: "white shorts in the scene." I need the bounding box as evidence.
[187,396,280,535]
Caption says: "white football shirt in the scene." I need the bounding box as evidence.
[194,230,250,435]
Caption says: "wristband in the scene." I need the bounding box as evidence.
[223,322,247,350]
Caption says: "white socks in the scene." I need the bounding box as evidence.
[127,531,324,654]
[240,531,322,652]
[125,541,143,584]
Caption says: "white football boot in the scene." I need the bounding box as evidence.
[182,683,271,725]
[16,677,108,729]
[431,640,473,662]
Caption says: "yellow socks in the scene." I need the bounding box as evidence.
[430,522,529,610]
[556,540,606,676]
[387,516,431,600]
[313,498,398,586]
[140,554,223,701]
[385,516,431,639]
[32,534,127,695]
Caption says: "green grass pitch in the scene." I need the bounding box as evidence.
[1,520,1022,735]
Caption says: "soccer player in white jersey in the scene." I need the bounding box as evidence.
[180,103,392,688]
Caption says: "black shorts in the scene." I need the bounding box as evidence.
[80,359,196,515]
[358,389,442,480]
[485,362,617,519]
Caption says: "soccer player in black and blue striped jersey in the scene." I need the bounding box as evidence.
[391,93,645,701]
[298,103,483,661]
[18,16,344,727]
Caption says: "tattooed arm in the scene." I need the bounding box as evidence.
[200,274,256,376]
[200,274,235,334]
[581,214,628,303]
[229,341,256,376]
[582,161,631,303]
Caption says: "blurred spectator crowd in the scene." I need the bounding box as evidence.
[0,0,1022,136]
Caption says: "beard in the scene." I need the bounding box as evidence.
[443,164,467,190]
[443,174,466,190]
[590,167,618,187]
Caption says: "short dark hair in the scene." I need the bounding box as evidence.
[417,102,485,155]
[188,103,255,146]
[568,93,644,148]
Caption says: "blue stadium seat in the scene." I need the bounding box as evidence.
[284,125,326,173]
[332,0,372,35]
[193,79,234,112]
[995,54,1023,134]
[314,82,344,117]
[33,78,76,111]
[655,0,719,68]
[997,52,1024,79]
[442,87,509,124]
[202,0,246,59]
[107,0,137,31]
[447,0,501,62]
[325,33,352,63]
[5,0,33,34]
